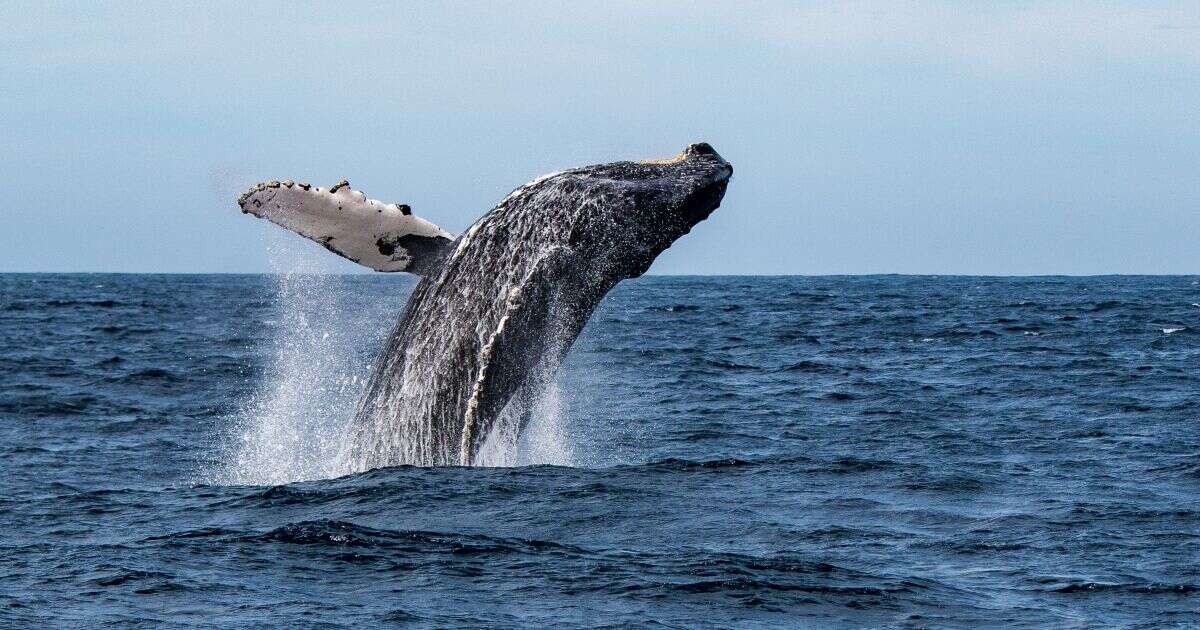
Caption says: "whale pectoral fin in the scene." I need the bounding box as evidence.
[237,180,455,275]
[459,246,587,464]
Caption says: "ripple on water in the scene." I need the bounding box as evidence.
[1,274,1197,627]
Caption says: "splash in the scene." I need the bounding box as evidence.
[475,383,575,467]
[213,236,374,485]
[212,234,576,485]
[471,294,580,468]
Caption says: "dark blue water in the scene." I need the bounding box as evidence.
[2,274,1197,628]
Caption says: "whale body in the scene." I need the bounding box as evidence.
[238,143,732,466]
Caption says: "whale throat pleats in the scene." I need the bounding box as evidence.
[238,180,455,275]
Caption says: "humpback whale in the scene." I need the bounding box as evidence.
[238,143,732,466]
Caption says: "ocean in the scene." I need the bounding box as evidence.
[1,273,1196,628]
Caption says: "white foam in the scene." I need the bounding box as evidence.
[207,235,371,485]
[474,382,576,467]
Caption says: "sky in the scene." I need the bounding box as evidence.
[1,1,1198,275]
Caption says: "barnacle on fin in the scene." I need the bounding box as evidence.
[329,179,350,193]
[237,182,266,206]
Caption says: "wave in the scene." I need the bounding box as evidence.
[149,519,587,557]
[88,569,174,587]
[635,456,759,471]
[0,394,101,416]
[1085,300,1128,312]
[105,368,181,384]
[139,519,961,604]
[2,298,123,311]
[648,304,700,313]
[773,360,844,374]
[1046,581,1198,595]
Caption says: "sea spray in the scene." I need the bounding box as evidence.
[214,234,580,484]
[215,236,377,484]
[475,382,575,467]
[475,300,579,467]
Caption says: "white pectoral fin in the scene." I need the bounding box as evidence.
[237,180,455,274]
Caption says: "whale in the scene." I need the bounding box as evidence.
[237,143,732,466]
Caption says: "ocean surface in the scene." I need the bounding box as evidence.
[1,273,1197,628]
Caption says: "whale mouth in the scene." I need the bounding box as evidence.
[677,143,732,225]
[687,143,734,190]
[642,142,733,219]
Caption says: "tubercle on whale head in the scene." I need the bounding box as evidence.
[640,142,724,165]
[640,142,732,226]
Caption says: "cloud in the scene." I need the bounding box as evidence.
[759,1,1200,76]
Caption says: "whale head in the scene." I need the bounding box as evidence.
[557,142,733,281]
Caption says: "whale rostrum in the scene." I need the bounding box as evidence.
[237,143,732,466]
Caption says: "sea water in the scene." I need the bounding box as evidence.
[1,273,1196,627]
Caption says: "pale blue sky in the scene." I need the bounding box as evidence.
[2,1,1197,274]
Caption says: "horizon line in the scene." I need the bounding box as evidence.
[1,271,1196,278]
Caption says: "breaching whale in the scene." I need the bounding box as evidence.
[238,143,732,466]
